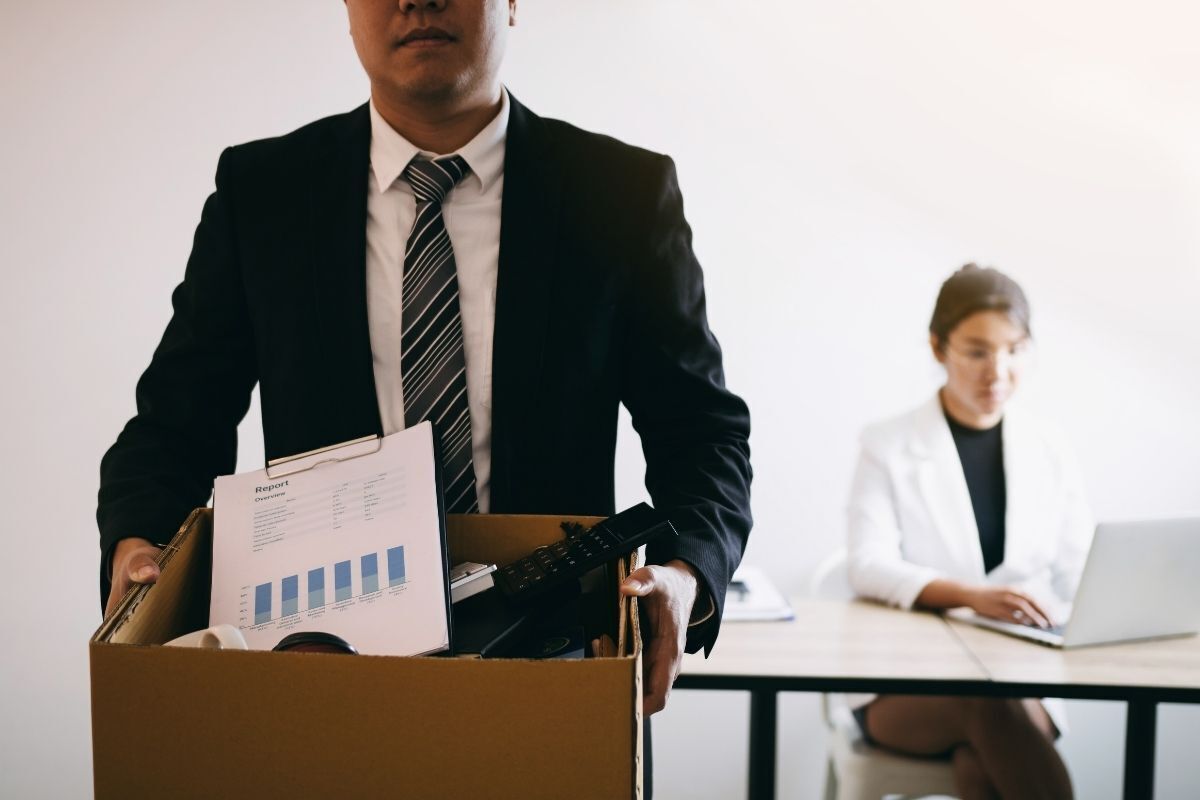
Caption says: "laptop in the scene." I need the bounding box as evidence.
[955,517,1200,648]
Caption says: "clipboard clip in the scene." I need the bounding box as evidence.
[264,434,383,479]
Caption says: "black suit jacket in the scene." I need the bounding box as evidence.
[98,96,752,653]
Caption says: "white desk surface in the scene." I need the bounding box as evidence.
[946,617,1200,691]
[683,598,987,682]
[682,598,1200,695]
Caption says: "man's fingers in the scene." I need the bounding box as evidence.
[104,549,161,619]
[642,637,679,715]
[620,565,657,597]
[624,563,692,714]
[103,576,129,619]
[641,617,685,715]
[642,662,668,714]
[126,552,161,585]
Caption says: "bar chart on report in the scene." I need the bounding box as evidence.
[243,545,409,627]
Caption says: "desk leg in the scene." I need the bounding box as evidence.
[1123,700,1157,800]
[748,689,777,800]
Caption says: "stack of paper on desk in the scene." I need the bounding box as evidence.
[209,422,451,656]
[724,565,795,622]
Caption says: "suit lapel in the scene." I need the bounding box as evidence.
[489,95,562,510]
[307,103,383,447]
[910,394,987,577]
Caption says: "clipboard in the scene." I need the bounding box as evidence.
[265,434,383,479]
[210,421,455,656]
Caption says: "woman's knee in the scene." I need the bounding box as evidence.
[1021,698,1059,740]
[864,696,974,754]
[964,697,1039,735]
[952,745,997,798]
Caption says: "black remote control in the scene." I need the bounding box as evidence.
[494,503,677,602]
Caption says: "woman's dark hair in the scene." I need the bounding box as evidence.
[929,264,1031,349]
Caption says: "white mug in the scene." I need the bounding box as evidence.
[164,624,248,650]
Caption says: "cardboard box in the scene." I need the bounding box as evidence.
[90,509,644,799]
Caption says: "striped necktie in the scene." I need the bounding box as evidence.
[400,154,478,513]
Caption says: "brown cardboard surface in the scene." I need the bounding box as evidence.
[95,509,210,647]
[90,509,643,799]
[446,513,604,568]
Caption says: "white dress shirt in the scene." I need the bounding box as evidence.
[365,90,509,513]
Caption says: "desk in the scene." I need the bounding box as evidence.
[947,617,1200,800]
[676,598,1200,800]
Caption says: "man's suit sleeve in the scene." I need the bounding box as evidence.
[96,147,257,606]
[620,155,753,656]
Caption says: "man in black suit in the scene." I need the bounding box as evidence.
[99,0,751,725]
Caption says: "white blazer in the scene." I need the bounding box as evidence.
[847,393,1093,617]
[843,394,1094,729]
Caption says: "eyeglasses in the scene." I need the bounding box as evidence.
[943,341,1032,372]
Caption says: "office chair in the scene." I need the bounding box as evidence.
[810,548,960,800]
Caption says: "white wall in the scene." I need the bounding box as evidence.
[2,1,1198,797]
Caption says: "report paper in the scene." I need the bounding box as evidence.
[724,565,795,622]
[209,423,450,656]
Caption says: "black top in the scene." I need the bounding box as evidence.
[945,412,1006,573]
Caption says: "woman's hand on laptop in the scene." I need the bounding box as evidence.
[967,586,1054,629]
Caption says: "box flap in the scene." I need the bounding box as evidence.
[446,513,604,566]
[626,546,645,798]
[92,509,212,647]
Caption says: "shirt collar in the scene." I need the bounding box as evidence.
[368,87,509,196]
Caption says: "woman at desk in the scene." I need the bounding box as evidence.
[846,265,1092,800]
